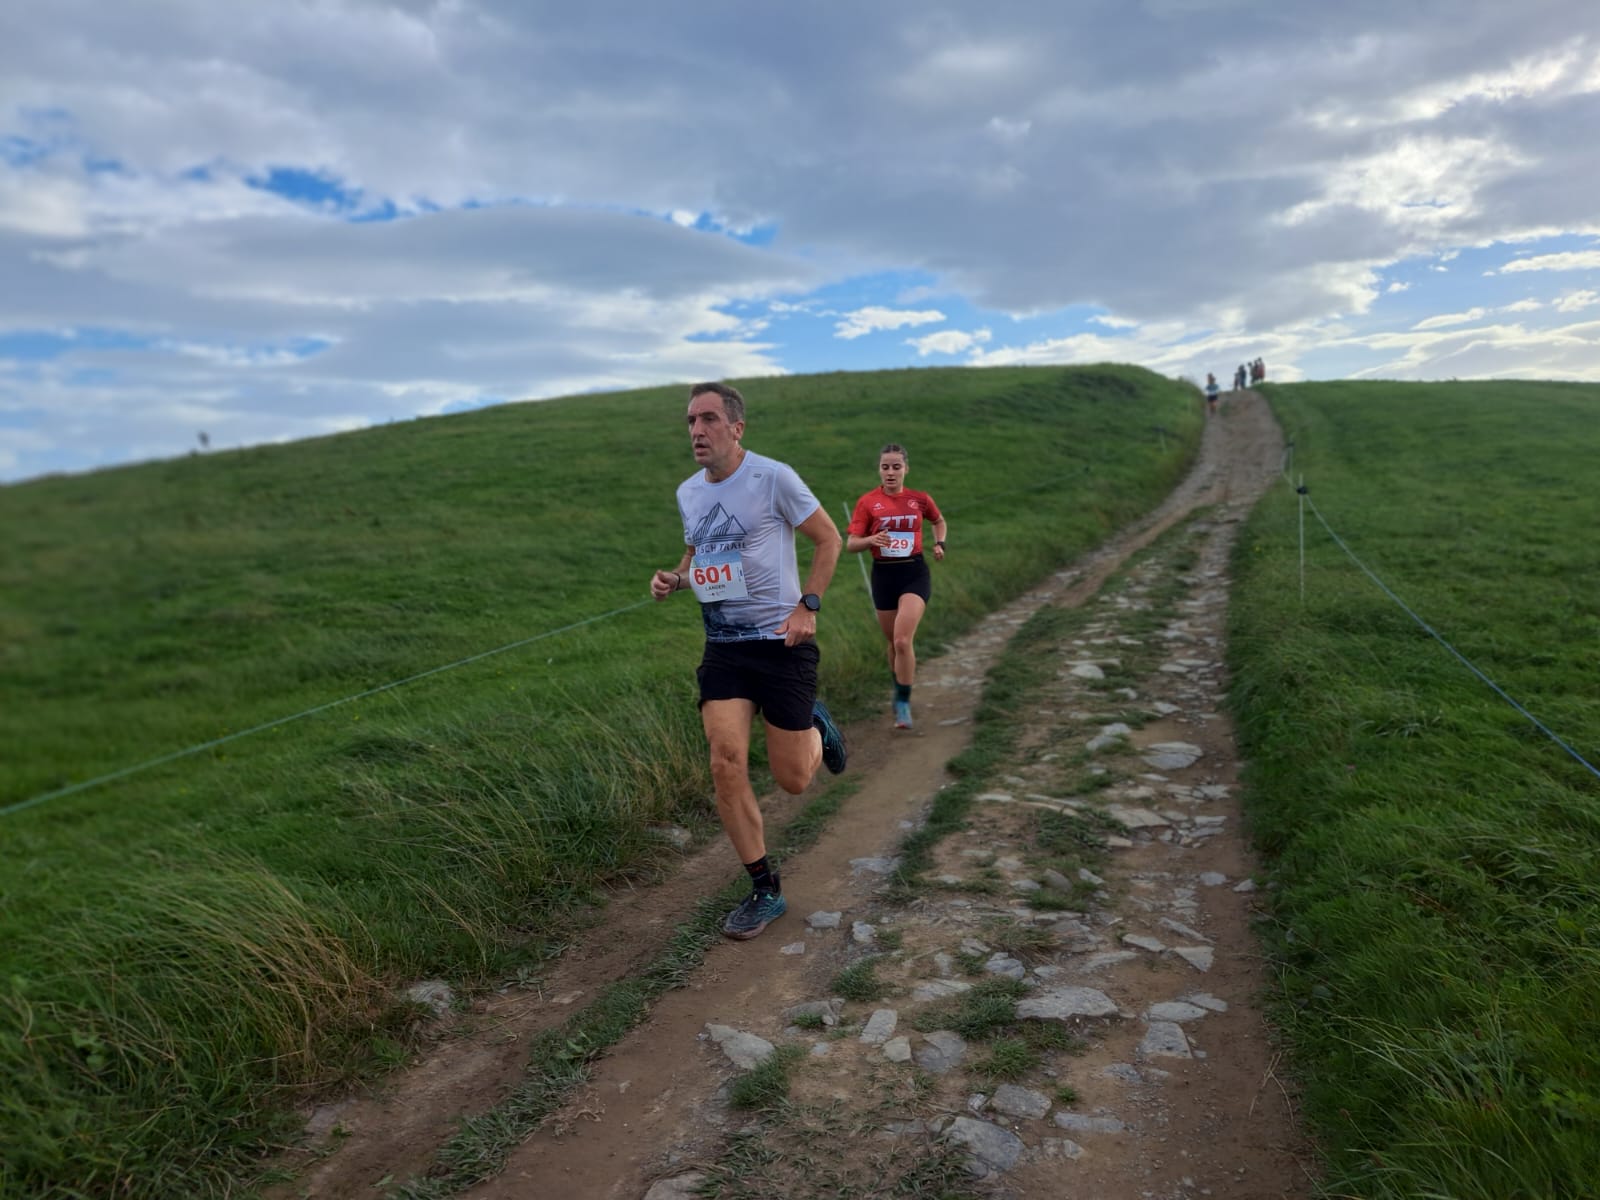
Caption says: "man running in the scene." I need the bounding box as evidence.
[650,382,848,940]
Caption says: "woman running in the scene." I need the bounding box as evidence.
[847,443,947,729]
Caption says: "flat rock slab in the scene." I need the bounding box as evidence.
[1138,1020,1192,1059]
[916,1030,969,1074]
[1147,1001,1210,1022]
[860,1009,899,1044]
[1053,1112,1126,1134]
[704,1024,774,1070]
[946,1116,1025,1173]
[1121,934,1166,953]
[1105,804,1170,829]
[1184,992,1229,1012]
[883,1036,912,1063]
[990,1084,1051,1119]
[1017,986,1119,1021]
[1171,945,1215,972]
[1142,742,1204,770]
[806,911,842,929]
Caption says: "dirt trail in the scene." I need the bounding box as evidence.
[278,391,1305,1200]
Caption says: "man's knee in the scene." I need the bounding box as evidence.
[768,733,819,794]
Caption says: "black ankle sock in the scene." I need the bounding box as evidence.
[745,856,779,894]
[894,682,911,703]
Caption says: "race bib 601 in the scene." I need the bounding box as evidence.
[689,550,749,603]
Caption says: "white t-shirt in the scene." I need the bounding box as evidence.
[676,450,820,643]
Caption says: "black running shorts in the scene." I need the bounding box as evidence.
[697,639,820,731]
[870,555,932,612]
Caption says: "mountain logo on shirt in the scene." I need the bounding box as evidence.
[691,503,748,546]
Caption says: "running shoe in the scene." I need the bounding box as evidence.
[812,699,848,774]
[722,889,787,940]
[893,699,913,729]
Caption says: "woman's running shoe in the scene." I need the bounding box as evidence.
[893,699,913,729]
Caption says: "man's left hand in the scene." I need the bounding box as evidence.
[775,607,817,647]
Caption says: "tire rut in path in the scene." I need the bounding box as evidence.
[452,392,1304,1200]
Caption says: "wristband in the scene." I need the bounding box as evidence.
[935,540,946,548]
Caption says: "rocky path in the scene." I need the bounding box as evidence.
[277,393,1305,1199]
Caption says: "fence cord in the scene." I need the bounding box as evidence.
[0,599,655,819]
[1302,490,1600,784]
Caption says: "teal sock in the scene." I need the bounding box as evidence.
[894,682,911,703]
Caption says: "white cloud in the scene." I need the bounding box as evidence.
[906,328,992,356]
[1502,298,1543,312]
[834,307,946,340]
[1385,281,1411,293]
[1413,307,1488,331]
[1090,314,1140,329]
[1498,250,1600,273]
[1554,289,1598,312]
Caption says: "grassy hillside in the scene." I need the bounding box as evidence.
[0,364,1203,1198]
[1229,380,1600,1200]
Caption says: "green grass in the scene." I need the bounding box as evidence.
[727,1045,808,1111]
[830,957,888,1004]
[1232,380,1600,1200]
[0,363,1202,1197]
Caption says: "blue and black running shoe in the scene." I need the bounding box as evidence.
[812,699,848,774]
[722,889,787,940]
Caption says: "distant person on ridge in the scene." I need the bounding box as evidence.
[649,382,848,940]
[846,443,947,730]
[1205,373,1220,414]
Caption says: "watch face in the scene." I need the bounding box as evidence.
[802,593,820,611]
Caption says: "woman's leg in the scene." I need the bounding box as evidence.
[875,608,898,676]
[891,594,928,685]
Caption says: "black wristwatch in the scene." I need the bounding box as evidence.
[800,593,821,612]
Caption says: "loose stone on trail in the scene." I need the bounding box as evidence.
[703,1025,774,1069]
[860,1009,898,1044]
[1106,804,1170,830]
[1170,945,1216,972]
[1122,934,1166,953]
[1053,1112,1127,1134]
[1017,986,1119,1021]
[915,1030,968,1074]
[1138,1020,1193,1059]
[1147,1001,1210,1022]
[989,1084,1051,1119]
[946,1116,1026,1174]
[806,911,842,929]
[1143,742,1204,770]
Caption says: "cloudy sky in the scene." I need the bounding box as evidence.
[2,2,1598,482]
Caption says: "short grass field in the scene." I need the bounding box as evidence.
[0,364,1202,1198]
[1229,380,1600,1200]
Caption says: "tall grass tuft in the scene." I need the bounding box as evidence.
[4,849,385,1197]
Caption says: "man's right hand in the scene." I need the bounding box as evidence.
[651,569,680,601]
